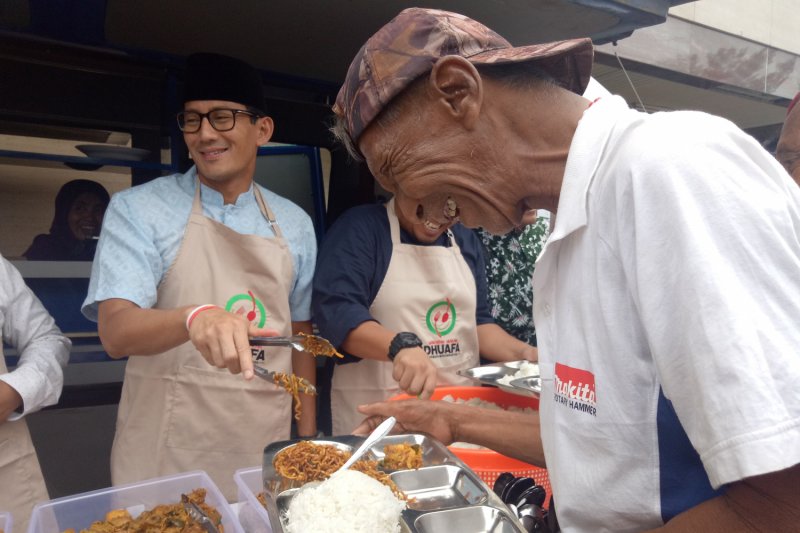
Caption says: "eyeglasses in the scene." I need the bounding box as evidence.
[177,108,260,133]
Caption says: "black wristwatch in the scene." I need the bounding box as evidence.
[388,332,423,361]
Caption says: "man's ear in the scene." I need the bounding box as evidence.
[257,116,274,146]
[428,56,482,129]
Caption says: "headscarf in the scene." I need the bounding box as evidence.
[49,179,110,239]
[24,179,110,261]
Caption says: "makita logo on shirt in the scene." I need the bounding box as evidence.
[553,362,597,417]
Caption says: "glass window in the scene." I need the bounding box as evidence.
[254,143,331,241]
[0,125,140,260]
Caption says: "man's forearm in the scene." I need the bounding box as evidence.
[98,298,192,357]
[477,323,537,362]
[452,405,545,466]
[341,320,395,362]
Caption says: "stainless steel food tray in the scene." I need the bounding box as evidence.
[262,434,525,533]
[458,361,541,397]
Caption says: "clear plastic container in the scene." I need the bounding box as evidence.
[0,511,13,533]
[27,470,243,533]
[233,467,272,533]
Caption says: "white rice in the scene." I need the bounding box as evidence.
[496,361,540,386]
[285,469,405,533]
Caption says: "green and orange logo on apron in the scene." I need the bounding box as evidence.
[225,290,268,328]
[426,298,456,337]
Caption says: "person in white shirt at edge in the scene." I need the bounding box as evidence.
[341,8,800,533]
[0,254,70,532]
[81,53,317,499]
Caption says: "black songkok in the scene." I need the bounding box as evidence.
[183,52,266,114]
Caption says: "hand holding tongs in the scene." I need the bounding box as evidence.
[181,493,220,533]
[252,365,317,394]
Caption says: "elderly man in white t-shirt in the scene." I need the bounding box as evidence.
[342,7,800,533]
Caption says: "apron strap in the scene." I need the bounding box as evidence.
[191,179,284,238]
[446,228,459,250]
[253,186,283,239]
[386,197,402,245]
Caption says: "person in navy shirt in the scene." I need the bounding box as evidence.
[313,195,536,434]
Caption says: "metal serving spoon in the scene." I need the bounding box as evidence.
[337,416,397,473]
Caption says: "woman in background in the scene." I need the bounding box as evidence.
[24,179,109,261]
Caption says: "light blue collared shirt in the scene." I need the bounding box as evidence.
[82,167,316,322]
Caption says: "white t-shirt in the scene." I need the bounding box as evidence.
[533,96,800,532]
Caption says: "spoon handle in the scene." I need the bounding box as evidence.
[339,416,397,472]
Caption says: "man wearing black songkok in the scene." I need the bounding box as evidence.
[81,52,318,498]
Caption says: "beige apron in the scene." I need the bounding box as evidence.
[0,347,50,533]
[331,198,479,435]
[111,183,294,500]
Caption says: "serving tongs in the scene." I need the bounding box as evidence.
[249,333,343,358]
[252,365,317,394]
[181,493,220,533]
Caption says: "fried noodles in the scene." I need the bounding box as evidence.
[297,333,344,358]
[273,441,408,500]
[273,441,349,482]
[272,372,315,421]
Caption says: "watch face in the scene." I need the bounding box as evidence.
[390,332,422,360]
[398,332,421,346]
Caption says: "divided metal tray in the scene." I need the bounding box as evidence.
[458,361,541,397]
[262,434,525,533]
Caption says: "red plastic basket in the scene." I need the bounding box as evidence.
[390,386,550,505]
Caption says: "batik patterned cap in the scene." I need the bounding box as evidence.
[333,7,594,145]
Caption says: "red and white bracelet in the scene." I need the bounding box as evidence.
[185,304,219,331]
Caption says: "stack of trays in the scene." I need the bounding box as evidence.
[262,434,526,533]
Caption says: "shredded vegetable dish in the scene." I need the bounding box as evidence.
[272,372,315,421]
[381,443,423,470]
[297,333,344,358]
[272,441,409,500]
[61,488,222,533]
